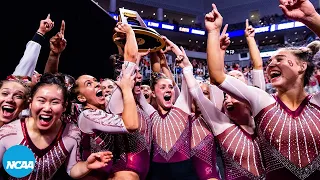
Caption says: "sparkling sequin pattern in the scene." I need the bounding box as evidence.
[216,125,265,180]
[151,107,192,163]
[7,120,81,180]
[191,115,220,180]
[255,96,320,179]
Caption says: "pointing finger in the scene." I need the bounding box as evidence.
[60,20,65,35]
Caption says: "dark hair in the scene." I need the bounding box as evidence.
[30,73,68,104]
[281,41,320,86]
[110,54,124,80]
[150,72,170,90]
[62,74,76,87]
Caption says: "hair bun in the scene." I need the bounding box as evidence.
[39,73,65,87]
[307,40,320,56]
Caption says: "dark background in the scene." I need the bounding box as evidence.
[1,0,118,80]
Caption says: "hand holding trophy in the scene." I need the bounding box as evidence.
[113,8,166,52]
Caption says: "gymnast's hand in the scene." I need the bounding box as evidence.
[279,0,317,23]
[205,3,223,33]
[86,151,113,170]
[176,46,192,69]
[50,20,67,55]
[244,19,255,38]
[220,24,230,51]
[37,14,54,35]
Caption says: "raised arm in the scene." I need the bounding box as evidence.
[205,4,226,85]
[176,47,233,134]
[205,4,274,116]
[44,20,67,74]
[244,19,265,90]
[279,0,320,37]
[13,14,54,77]
[115,23,138,63]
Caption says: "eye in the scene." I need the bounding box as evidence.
[1,92,8,96]
[52,101,60,105]
[15,95,23,99]
[86,82,92,86]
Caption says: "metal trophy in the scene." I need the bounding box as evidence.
[113,8,165,52]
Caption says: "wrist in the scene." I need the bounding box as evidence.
[207,30,221,35]
[37,29,46,36]
[303,13,320,27]
[49,50,61,57]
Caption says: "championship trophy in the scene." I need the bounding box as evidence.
[113,8,166,52]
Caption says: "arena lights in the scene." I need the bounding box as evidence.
[109,12,308,37]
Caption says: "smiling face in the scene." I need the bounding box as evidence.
[0,81,27,124]
[223,93,249,122]
[141,85,152,100]
[29,84,66,131]
[101,79,115,97]
[153,78,175,112]
[228,70,246,83]
[266,49,304,90]
[133,68,143,95]
[76,75,105,109]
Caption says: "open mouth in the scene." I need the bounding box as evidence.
[96,90,103,97]
[135,82,141,87]
[144,94,150,99]
[269,70,281,80]
[39,114,53,126]
[164,94,171,102]
[2,105,15,117]
[226,104,234,111]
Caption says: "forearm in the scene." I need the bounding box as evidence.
[124,31,138,63]
[44,51,60,74]
[207,31,226,85]
[304,14,320,38]
[70,161,90,179]
[161,62,176,85]
[246,37,263,70]
[12,33,44,77]
[121,88,139,132]
[183,66,198,89]
[150,52,161,72]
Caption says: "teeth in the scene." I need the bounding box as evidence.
[3,106,14,110]
[40,115,51,118]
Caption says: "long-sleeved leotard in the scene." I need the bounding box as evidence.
[219,75,320,179]
[139,76,193,163]
[77,108,128,177]
[0,118,81,180]
[183,68,265,180]
[12,33,44,77]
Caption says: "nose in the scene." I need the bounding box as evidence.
[42,102,52,112]
[94,82,101,89]
[5,94,14,104]
[136,71,142,81]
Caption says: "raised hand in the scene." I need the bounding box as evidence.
[220,24,230,51]
[205,4,223,33]
[114,22,134,35]
[160,36,182,56]
[86,151,113,170]
[116,64,137,89]
[245,19,255,38]
[37,14,54,35]
[137,49,151,65]
[49,20,67,55]
[176,46,192,69]
[279,0,317,22]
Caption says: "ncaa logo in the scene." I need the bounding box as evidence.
[2,145,36,178]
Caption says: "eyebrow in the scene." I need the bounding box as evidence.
[269,54,286,61]
[84,80,91,85]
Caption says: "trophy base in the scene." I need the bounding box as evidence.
[113,26,166,53]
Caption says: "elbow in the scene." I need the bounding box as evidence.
[209,72,226,85]
[254,64,263,70]
[125,124,139,133]
[125,53,138,63]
